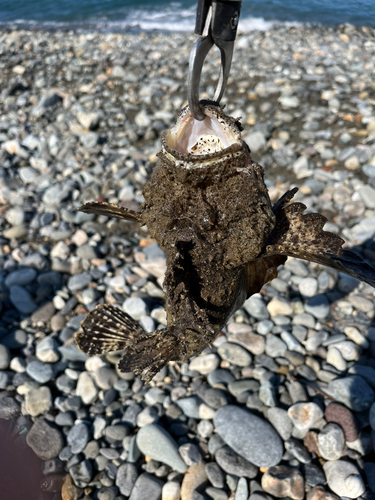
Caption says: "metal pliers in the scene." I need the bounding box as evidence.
[188,0,243,120]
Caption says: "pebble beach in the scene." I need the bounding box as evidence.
[1,22,375,500]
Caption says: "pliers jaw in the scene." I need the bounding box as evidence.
[188,0,243,121]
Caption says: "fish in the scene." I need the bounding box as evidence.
[74,102,375,382]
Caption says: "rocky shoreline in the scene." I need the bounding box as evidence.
[1,23,375,500]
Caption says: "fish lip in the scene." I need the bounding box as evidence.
[162,103,243,161]
[161,137,243,163]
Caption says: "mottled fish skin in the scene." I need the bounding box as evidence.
[75,103,375,382]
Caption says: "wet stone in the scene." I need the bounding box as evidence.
[26,418,64,460]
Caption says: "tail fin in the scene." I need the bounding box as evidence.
[75,304,179,382]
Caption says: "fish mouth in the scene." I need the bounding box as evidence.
[165,104,242,156]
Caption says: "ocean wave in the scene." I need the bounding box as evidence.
[0,14,303,33]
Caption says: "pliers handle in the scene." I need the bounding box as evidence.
[188,0,243,120]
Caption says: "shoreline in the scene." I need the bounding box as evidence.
[0,19,374,35]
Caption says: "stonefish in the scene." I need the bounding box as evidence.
[75,103,375,381]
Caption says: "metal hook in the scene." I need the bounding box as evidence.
[187,0,242,121]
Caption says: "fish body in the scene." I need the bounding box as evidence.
[75,103,375,381]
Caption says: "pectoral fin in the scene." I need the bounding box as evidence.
[78,201,142,222]
[75,304,179,382]
[75,304,145,355]
[260,188,375,287]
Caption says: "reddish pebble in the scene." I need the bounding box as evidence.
[304,431,321,457]
[325,402,359,442]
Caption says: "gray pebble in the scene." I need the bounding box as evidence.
[284,438,311,463]
[67,423,90,454]
[137,406,159,427]
[328,376,374,411]
[179,443,202,466]
[304,294,330,319]
[26,361,54,383]
[105,424,128,442]
[214,405,283,467]
[128,473,163,500]
[257,320,274,335]
[116,463,138,496]
[205,462,225,488]
[265,334,287,357]
[136,424,187,473]
[36,336,60,363]
[323,460,365,498]
[215,446,257,478]
[205,487,228,500]
[67,272,92,291]
[5,268,37,287]
[176,396,201,418]
[243,295,269,319]
[304,463,326,487]
[228,380,259,398]
[208,434,225,455]
[70,460,93,488]
[235,477,248,500]
[123,297,148,320]
[217,342,252,367]
[94,366,118,390]
[0,345,11,370]
[267,407,293,440]
[207,369,235,387]
[9,285,37,313]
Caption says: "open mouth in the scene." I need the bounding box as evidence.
[165,107,240,155]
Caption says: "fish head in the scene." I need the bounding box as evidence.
[159,103,248,184]
[165,102,242,155]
